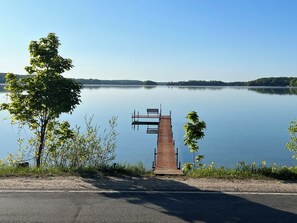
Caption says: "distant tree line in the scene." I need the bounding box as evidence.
[168,77,297,87]
[290,79,297,87]
[59,77,297,87]
[1,73,296,87]
[67,78,158,86]
[166,80,246,86]
[246,77,297,87]
[75,78,144,85]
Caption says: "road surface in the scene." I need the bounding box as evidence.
[0,190,296,222]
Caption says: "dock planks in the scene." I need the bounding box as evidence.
[132,111,183,175]
[154,116,183,175]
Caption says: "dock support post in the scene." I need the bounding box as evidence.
[153,148,157,169]
[176,147,179,169]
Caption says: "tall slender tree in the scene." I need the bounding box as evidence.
[0,33,82,167]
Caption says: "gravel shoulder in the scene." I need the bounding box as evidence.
[0,176,296,192]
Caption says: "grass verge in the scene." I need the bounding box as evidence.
[1,161,296,180]
[184,162,297,180]
[0,162,152,178]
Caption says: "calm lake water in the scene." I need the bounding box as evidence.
[0,85,297,168]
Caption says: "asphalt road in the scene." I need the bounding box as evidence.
[0,191,296,223]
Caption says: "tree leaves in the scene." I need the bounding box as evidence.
[183,111,206,169]
[286,121,297,159]
[0,33,81,167]
[184,111,206,153]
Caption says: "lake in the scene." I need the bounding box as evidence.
[0,85,297,168]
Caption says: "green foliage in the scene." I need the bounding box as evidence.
[185,161,297,180]
[102,162,149,176]
[182,162,193,172]
[44,116,118,169]
[0,165,71,177]
[143,80,157,85]
[184,111,206,168]
[0,33,82,167]
[184,111,206,152]
[286,121,297,159]
[73,79,144,85]
[0,162,150,177]
[1,115,118,171]
[247,77,295,86]
[290,78,297,87]
[167,80,246,86]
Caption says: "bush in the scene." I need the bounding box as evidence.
[44,116,118,169]
[185,161,297,180]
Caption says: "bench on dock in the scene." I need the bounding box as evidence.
[147,108,159,116]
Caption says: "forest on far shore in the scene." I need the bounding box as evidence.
[1,73,297,87]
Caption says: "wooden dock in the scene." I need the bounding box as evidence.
[154,116,183,175]
[132,109,183,175]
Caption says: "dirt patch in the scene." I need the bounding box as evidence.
[0,176,296,192]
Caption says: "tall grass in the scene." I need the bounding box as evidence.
[1,161,296,180]
[0,162,151,177]
[185,161,297,180]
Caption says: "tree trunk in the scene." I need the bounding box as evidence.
[36,120,47,167]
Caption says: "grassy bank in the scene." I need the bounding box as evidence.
[184,162,297,180]
[0,161,296,180]
[0,162,151,178]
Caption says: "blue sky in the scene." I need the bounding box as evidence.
[0,0,296,81]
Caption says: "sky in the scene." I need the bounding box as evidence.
[0,0,296,82]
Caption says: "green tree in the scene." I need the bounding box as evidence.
[183,111,206,169]
[0,33,81,167]
[286,121,297,159]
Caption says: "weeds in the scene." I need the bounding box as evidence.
[1,160,296,180]
[184,161,297,180]
[0,162,151,178]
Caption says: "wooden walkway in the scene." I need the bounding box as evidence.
[132,109,183,175]
[154,116,183,175]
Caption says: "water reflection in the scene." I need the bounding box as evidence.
[171,86,224,91]
[248,87,297,95]
[82,85,144,90]
[82,86,297,95]
[1,84,297,96]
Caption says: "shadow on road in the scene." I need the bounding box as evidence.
[81,175,297,222]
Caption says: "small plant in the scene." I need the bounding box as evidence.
[182,162,193,173]
[183,111,206,170]
[185,161,297,180]
[286,121,297,159]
